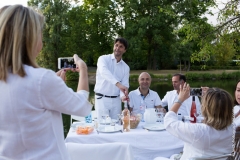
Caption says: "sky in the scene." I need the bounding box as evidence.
[0,0,228,26]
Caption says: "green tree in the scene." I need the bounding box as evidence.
[28,0,71,71]
[120,0,178,70]
[81,0,122,65]
[212,33,237,66]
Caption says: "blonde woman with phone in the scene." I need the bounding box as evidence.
[0,5,92,160]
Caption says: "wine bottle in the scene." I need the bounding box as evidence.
[190,96,197,123]
[122,101,130,132]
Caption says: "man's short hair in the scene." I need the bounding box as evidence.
[173,73,186,82]
[114,37,128,50]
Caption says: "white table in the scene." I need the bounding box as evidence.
[65,122,184,160]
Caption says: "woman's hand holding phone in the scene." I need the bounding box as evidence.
[73,54,87,72]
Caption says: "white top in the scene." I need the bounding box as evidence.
[161,90,201,116]
[128,88,162,114]
[164,111,233,160]
[233,105,240,127]
[234,105,240,116]
[0,65,92,160]
[94,54,130,98]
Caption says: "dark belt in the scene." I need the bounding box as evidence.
[95,93,119,99]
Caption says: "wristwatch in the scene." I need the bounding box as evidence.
[175,99,183,105]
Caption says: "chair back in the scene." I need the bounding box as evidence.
[233,131,240,160]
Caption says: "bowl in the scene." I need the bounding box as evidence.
[130,114,141,129]
[76,125,94,135]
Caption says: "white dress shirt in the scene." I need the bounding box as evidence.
[164,111,233,160]
[161,90,201,116]
[0,65,92,160]
[94,53,130,98]
[128,88,162,114]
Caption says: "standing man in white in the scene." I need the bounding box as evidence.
[94,37,130,120]
[161,73,201,117]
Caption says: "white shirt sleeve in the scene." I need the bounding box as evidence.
[97,55,119,85]
[119,68,130,98]
[154,92,162,106]
[164,111,206,147]
[161,92,169,107]
[39,70,92,117]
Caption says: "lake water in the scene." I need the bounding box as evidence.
[63,79,237,137]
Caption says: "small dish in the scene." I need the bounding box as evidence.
[97,125,122,133]
[71,121,85,129]
[76,125,94,135]
[143,123,165,131]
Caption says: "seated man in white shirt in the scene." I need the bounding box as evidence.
[128,72,164,115]
[161,73,201,117]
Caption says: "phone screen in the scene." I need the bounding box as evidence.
[58,57,76,69]
[190,88,202,96]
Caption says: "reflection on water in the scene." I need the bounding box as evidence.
[63,80,237,137]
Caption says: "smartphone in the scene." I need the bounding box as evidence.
[58,57,76,69]
[190,88,202,96]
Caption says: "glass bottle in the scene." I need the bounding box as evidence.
[93,117,98,129]
[190,96,197,123]
[85,112,92,123]
[140,100,146,122]
[122,101,130,132]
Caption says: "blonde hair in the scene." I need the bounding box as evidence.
[201,88,233,130]
[0,5,44,81]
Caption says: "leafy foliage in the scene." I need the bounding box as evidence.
[26,0,238,71]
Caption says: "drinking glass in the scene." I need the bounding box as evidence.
[155,108,165,123]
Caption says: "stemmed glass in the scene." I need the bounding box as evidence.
[195,109,203,123]
[101,115,109,125]
[155,108,165,124]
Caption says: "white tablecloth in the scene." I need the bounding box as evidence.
[65,142,134,160]
[65,122,184,160]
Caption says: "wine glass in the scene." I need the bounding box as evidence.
[101,114,109,125]
[195,109,203,123]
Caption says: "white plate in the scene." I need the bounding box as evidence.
[97,126,122,133]
[99,119,118,125]
[143,123,165,131]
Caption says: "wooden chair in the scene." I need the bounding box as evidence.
[233,130,240,160]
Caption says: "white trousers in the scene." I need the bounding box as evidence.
[94,95,121,120]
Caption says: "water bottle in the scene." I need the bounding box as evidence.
[140,100,146,122]
[85,113,92,123]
